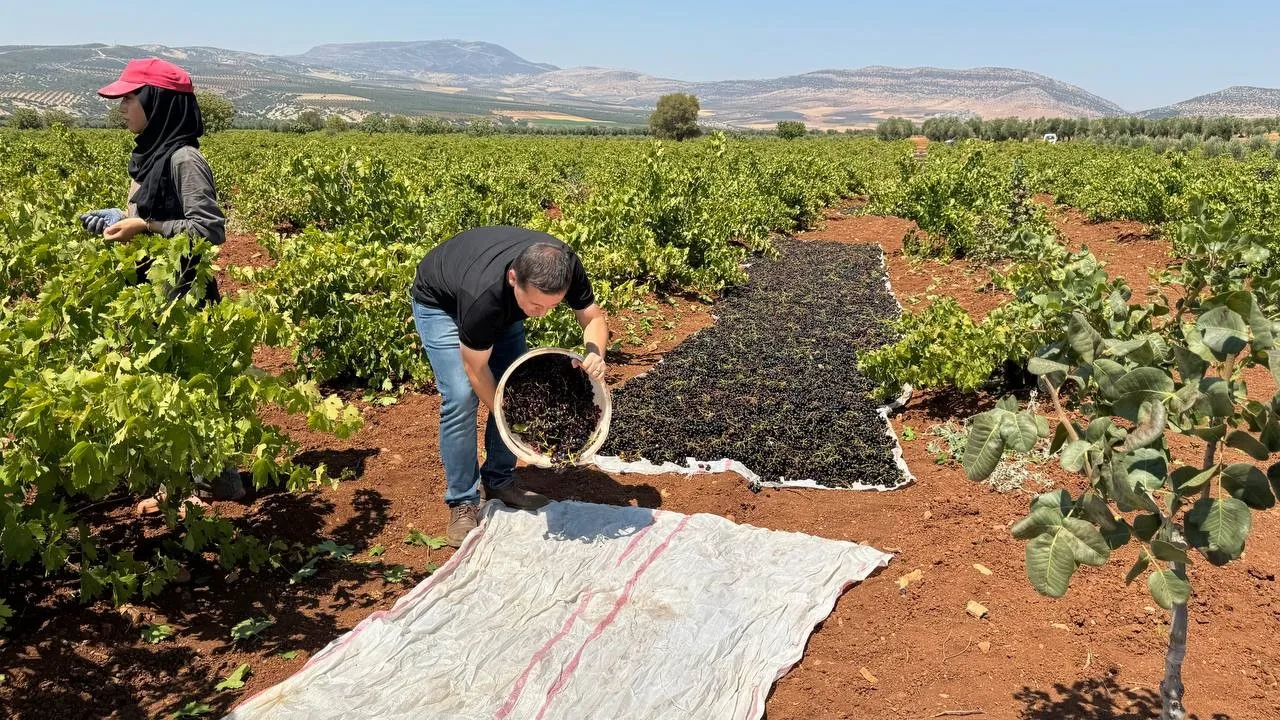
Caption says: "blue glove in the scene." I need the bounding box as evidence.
[78,208,125,235]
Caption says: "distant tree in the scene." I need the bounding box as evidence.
[387,115,415,134]
[41,109,76,128]
[288,110,324,133]
[357,113,387,133]
[414,116,454,135]
[196,92,236,132]
[105,105,128,129]
[466,118,496,136]
[875,116,915,141]
[776,120,806,140]
[649,93,701,141]
[324,114,350,133]
[10,108,43,129]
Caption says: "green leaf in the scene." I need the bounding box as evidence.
[1060,517,1111,566]
[141,623,173,644]
[215,663,251,691]
[1124,550,1151,585]
[1068,312,1101,363]
[383,564,409,583]
[1031,489,1073,514]
[1,514,38,565]
[1027,356,1069,379]
[278,650,300,660]
[169,701,213,719]
[1003,412,1041,454]
[1126,448,1168,491]
[230,617,274,642]
[1147,569,1191,611]
[1010,506,1064,540]
[1173,346,1209,383]
[405,529,448,549]
[962,410,1007,481]
[1226,431,1271,461]
[1197,306,1249,359]
[1100,519,1132,550]
[1114,367,1175,399]
[1092,359,1127,401]
[996,395,1020,412]
[1197,378,1236,418]
[1223,290,1275,352]
[1221,464,1275,510]
[1172,464,1219,496]
[1183,322,1216,363]
[1269,462,1280,499]
[1186,497,1252,561]
[1150,539,1190,564]
[1133,514,1162,542]
[1048,422,1075,455]
[1060,440,1093,473]
[367,545,386,557]
[1025,530,1079,598]
[1189,422,1228,443]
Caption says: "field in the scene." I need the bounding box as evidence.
[1,128,1278,719]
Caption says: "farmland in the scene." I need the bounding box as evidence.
[1,128,1279,719]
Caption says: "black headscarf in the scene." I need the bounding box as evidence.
[128,85,204,220]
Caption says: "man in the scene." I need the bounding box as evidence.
[410,226,608,546]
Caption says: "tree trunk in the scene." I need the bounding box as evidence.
[1161,548,1190,719]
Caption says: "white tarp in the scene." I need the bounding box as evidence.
[226,500,890,720]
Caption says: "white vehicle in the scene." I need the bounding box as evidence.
[1043,133,1058,144]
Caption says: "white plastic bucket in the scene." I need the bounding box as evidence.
[493,347,612,468]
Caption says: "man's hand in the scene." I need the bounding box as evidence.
[103,217,149,243]
[574,350,607,381]
[78,208,124,235]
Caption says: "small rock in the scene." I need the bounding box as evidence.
[896,569,923,591]
[967,601,989,619]
[859,666,879,684]
[1051,623,1071,631]
[923,510,933,520]
[726,514,737,523]
[978,641,991,654]
[1144,606,1157,614]
[973,563,993,576]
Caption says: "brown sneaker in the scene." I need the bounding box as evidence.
[446,502,481,547]
[485,483,551,511]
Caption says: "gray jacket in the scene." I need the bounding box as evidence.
[127,145,225,246]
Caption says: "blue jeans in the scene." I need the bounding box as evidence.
[412,300,527,507]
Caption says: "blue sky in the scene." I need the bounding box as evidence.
[4,0,1278,111]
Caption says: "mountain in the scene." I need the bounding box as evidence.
[290,40,558,77]
[1139,86,1280,119]
[0,40,1128,128]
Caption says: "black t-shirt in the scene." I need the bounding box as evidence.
[410,226,595,350]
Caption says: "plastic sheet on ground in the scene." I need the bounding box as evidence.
[226,500,891,720]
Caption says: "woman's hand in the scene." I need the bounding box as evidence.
[103,217,149,243]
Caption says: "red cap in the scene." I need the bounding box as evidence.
[98,58,195,98]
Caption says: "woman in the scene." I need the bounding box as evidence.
[80,57,244,513]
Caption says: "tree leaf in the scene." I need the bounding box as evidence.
[1221,463,1275,510]
[1030,489,1073,515]
[1124,549,1151,585]
[1060,517,1111,566]
[1060,440,1093,473]
[962,410,1007,481]
[1114,367,1175,399]
[1026,530,1079,598]
[1132,514,1162,542]
[1068,313,1101,363]
[1172,463,1220,496]
[1150,539,1190,564]
[1147,569,1191,611]
[1186,497,1252,560]
[1010,506,1064,540]
[1197,306,1249,360]
[1172,345,1203,384]
[1226,430,1270,461]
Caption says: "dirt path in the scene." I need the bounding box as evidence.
[2,214,1276,719]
